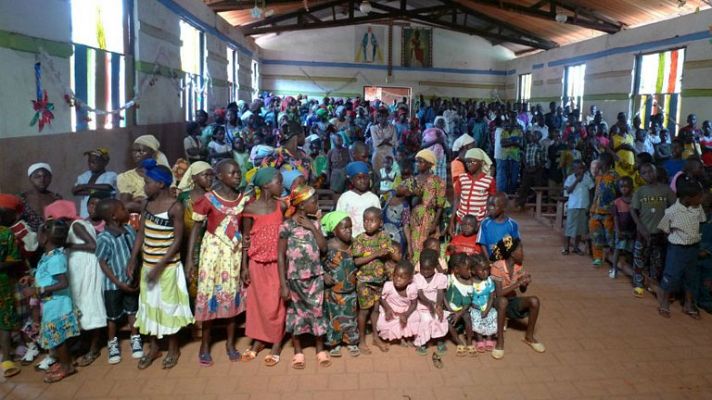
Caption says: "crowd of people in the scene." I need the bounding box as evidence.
[0,92,710,384]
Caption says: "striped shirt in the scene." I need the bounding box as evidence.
[454,172,496,221]
[96,225,136,291]
[142,211,180,268]
[657,200,706,245]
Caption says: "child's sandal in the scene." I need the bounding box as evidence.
[466,345,477,357]
[1,361,21,378]
[476,341,486,353]
[162,352,180,369]
[347,345,360,357]
[264,354,280,367]
[561,249,570,255]
[291,353,306,370]
[415,346,428,356]
[43,365,75,383]
[76,351,101,368]
[485,340,496,352]
[455,345,467,357]
[329,346,343,358]
[316,351,332,367]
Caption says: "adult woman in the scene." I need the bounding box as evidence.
[21,163,62,232]
[421,117,447,181]
[397,149,446,263]
[262,120,312,182]
[117,135,168,212]
[370,108,395,173]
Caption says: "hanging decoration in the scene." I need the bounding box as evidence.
[29,62,55,131]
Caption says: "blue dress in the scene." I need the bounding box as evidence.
[36,248,80,349]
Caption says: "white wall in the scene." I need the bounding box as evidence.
[507,8,712,125]
[258,25,514,99]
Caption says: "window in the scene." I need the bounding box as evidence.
[70,0,129,131]
[251,59,260,99]
[517,73,532,102]
[563,64,586,114]
[227,48,239,103]
[633,48,685,134]
[180,20,206,121]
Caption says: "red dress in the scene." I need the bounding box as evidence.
[244,202,286,344]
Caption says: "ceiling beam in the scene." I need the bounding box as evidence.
[242,10,394,35]
[209,0,304,12]
[554,0,627,28]
[463,0,622,33]
[239,0,348,31]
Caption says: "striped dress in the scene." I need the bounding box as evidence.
[454,172,496,222]
[134,209,194,338]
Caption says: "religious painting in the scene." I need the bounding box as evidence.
[401,28,432,68]
[354,25,385,64]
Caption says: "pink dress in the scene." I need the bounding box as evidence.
[377,282,420,340]
[413,272,449,346]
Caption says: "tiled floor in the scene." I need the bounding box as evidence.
[4,214,712,399]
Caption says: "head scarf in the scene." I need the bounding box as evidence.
[134,135,160,151]
[282,170,305,194]
[83,147,110,160]
[315,108,328,119]
[489,235,521,262]
[345,161,369,179]
[177,161,212,191]
[452,134,475,152]
[320,211,349,234]
[141,159,173,187]
[285,184,315,217]
[464,148,493,174]
[0,194,22,213]
[415,149,437,167]
[253,167,278,187]
[241,110,254,123]
[44,200,78,221]
[27,163,52,177]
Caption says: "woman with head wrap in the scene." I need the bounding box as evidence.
[487,235,545,359]
[117,135,168,213]
[421,116,448,181]
[176,161,215,308]
[449,147,496,235]
[397,150,446,263]
[277,185,331,369]
[21,163,62,232]
[369,108,396,174]
[241,167,287,366]
[262,120,312,183]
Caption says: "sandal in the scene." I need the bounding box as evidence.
[329,346,342,358]
[522,338,546,353]
[138,351,163,370]
[491,348,504,360]
[1,360,21,378]
[76,351,100,368]
[436,342,447,355]
[198,352,213,367]
[415,346,428,356]
[264,354,280,367]
[43,365,76,383]
[684,308,702,320]
[227,348,241,362]
[431,353,444,369]
[572,248,584,256]
[455,345,466,357]
[162,352,180,369]
[561,249,570,255]
[241,349,257,362]
[316,351,332,367]
[466,345,477,357]
[476,341,486,353]
[485,340,496,352]
[347,345,360,357]
[291,353,305,370]
[658,307,671,319]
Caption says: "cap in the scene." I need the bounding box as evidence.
[83,147,110,160]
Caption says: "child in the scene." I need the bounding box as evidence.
[86,192,108,233]
[447,214,484,256]
[207,126,233,165]
[656,175,706,319]
[187,159,249,365]
[95,199,142,365]
[25,220,80,382]
[589,153,617,267]
[130,160,194,369]
[444,253,474,357]
[477,192,520,257]
[490,236,545,360]
[72,147,117,219]
[0,197,24,378]
[470,254,497,353]
[321,211,360,357]
[278,185,330,369]
[611,176,636,279]
[44,200,108,367]
[232,137,253,189]
[414,249,449,356]
[353,207,401,354]
[516,131,546,209]
[336,161,381,238]
[377,260,419,346]
[379,156,399,196]
[654,129,672,163]
[414,238,448,274]
[241,167,285,366]
[562,160,594,255]
[382,189,411,257]
[326,134,350,193]
[662,140,685,181]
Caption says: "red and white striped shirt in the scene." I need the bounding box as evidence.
[454,172,496,221]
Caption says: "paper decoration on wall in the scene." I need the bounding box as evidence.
[29,63,55,131]
[354,25,384,64]
[401,28,432,68]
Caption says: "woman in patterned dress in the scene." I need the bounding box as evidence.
[186,159,249,366]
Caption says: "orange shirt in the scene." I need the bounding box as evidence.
[490,260,525,296]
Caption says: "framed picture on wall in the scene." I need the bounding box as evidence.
[354,25,385,64]
[401,28,432,68]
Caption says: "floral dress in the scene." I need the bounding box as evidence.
[353,231,398,309]
[192,191,249,321]
[36,248,80,349]
[470,277,497,336]
[402,175,446,263]
[20,192,62,232]
[0,227,20,330]
[323,247,359,347]
[280,218,327,336]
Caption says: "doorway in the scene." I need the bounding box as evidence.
[363,86,412,110]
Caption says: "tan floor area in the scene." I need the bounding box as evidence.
[3,213,712,399]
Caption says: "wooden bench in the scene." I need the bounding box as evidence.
[317,189,339,212]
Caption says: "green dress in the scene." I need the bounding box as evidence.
[352,231,397,309]
[0,227,19,330]
[323,247,359,346]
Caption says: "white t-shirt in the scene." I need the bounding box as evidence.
[335,190,381,237]
[564,173,594,209]
[493,127,504,160]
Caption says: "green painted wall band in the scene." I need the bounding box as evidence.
[0,29,73,58]
[583,93,631,101]
[682,88,712,97]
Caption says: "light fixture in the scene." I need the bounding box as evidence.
[359,0,372,14]
[555,13,567,23]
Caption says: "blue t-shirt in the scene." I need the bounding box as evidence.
[663,158,685,183]
[477,217,520,255]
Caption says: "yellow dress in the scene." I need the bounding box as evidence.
[612,133,635,178]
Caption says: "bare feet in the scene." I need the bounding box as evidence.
[373,337,390,353]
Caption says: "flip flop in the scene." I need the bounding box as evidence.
[415,346,428,356]
[522,339,546,353]
[138,351,163,370]
[264,354,281,367]
[658,307,671,319]
[455,345,466,357]
[75,351,100,368]
[1,360,20,378]
[485,340,496,352]
[476,341,486,353]
[436,342,447,355]
[347,345,361,357]
[561,249,570,255]
[198,352,213,367]
[491,348,504,360]
[466,345,477,357]
[43,365,76,383]
[316,351,332,367]
[162,352,180,369]
[431,353,444,369]
[227,349,241,362]
[291,353,305,370]
[329,346,343,358]
[684,309,702,320]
